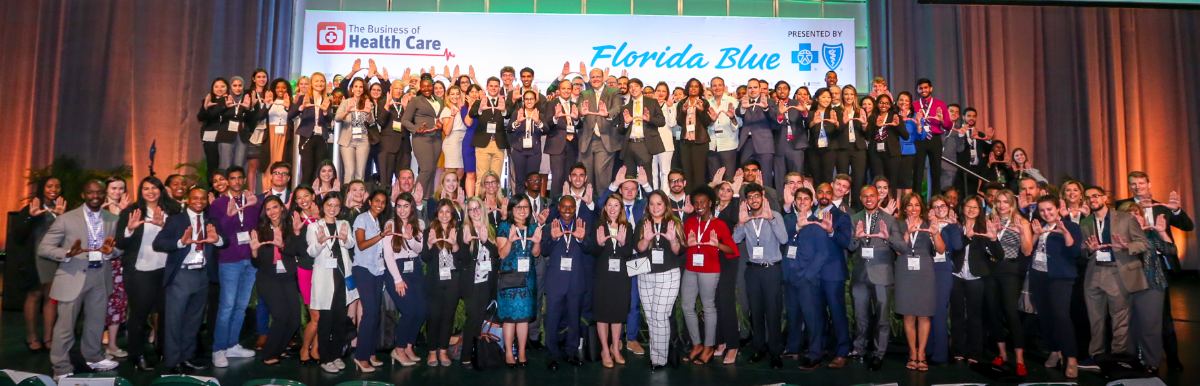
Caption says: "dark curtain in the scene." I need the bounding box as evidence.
[0,0,294,246]
[871,0,1200,268]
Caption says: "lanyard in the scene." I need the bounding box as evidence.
[229,192,246,225]
[697,218,713,241]
[750,218,765,246]
[1095,213,1107,243]
[607,223,620,253]
[653,221,663,244]
[516,225,530,251]
[560,221,574,254]
[84,209,104,249]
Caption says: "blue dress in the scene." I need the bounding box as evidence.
[497,221,536,322]
[461,104,477,173]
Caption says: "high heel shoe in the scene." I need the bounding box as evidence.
[696,346,715,365]
[611,347,626,365]
[722,349,738,365]
[1044,351,1062,368]
[369,356,383,367]
[355,360,377,373]
[991,356,1006,367]
[601,351,614,369]
[1016,362,1028,377]
[391,349,416,367]
[426,355,439,367]
[687,344,703,363]
[1065,362,1078,379]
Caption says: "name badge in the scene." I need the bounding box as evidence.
[786,246,797,259]
[352,126,364,135]
[817,136,829,148]
[1033,251,1049,272]
[651,249,664,265]
[439,266,452,280]
[273,125,285,135]
[1096,250,1112,263]
[907,256,921,271]
[88,251,103,262]
[933,252,947,263]
[486,122,497,134]
[275,259,286,273]
[403,260,415,273]
[323,257,338,269]
[313,124,323,135]
[608,258,621,272]
[692,253,705,267]
[227,121,241,132]
[559,257,573,272]
[861,247,875,260]
[236,231,251,245]
[202,130,218,142]
[522,137,533,149]
[477,260,492,272]
[517,258,530,272]
[186,251,205,266]
[876,142,885,152]
[567,123,576,133]
[752,246,765,260]
[392,121,403,132]
[686,124,695,132]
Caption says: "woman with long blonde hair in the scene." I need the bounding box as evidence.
[291,72,332,183]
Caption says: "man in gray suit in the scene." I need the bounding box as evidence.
[736,79,778,186]
[846,185,904,371]
[577,68,623,191]
[1080,185,1149,360]
[39,180,120,379]
[400,76,444,198]
[619,78,666,174]
[940,104,966,191]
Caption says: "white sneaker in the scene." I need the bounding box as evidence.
[334,358,346,370]
[321,362,340,373]
[212,350,229,368]
[225,344,256,358]
[88,358,119,371]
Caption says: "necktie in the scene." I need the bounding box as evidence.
[195,214,206,251]
[626,205,634,223]
[867,212,875,234]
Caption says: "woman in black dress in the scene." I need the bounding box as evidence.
[586,194,635,368]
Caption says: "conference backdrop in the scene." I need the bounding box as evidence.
[300,11,855,91]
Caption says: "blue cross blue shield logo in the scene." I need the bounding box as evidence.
[791,43,819,71]
[821,43,844,71]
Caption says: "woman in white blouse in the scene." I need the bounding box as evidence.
[305,192,359,373]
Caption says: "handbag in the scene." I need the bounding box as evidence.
[249,124,266,145]
[473,301,506,370]
[626,257,651,277]
[498,270,526,290]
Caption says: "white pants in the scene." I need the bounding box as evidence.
[638,268,681,366]
[652,150,674,191]
[340,141,370,182]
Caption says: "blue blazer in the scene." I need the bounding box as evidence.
[1038,221,1083,280]
[153,212,224,286]
[783,207,852,282]
[936,223,964,273]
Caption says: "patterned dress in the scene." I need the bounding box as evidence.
[107,258,127,326]
[496,222,536,322]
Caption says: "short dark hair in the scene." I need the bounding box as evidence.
[916,78,933,88]
[269,161,292,174]
[741,160,762,170]
[520,67,534,77]
[964,107,977,115]
[1085,185,1107,195]
[690,185,717,211]
[1036,194,1059,207]
[226,166,246,177]
[569,163,588,175]
[486,76,500,86]
[628,78,643,88]
[500,66,515,75]
[744,183,765,196]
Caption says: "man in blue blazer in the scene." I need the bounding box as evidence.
[154,187,225,374]
[796,182,853,370]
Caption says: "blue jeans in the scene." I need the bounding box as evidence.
[352,267,385,360]
[626,276,641,341]
[214,259,257,351]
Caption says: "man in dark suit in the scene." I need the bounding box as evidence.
[737,79,779,187]
[400,76,443,198]
[847,185,904,370]
[40,180,120,380]
[544,80,581,198]
[469,77,512,190]
[378,83,412,186]
[1113,171,1193,371]
[578,68,623,192]
[772,81,807,194]
[797,182,853,370]
[508,67,546,109]
[153,187,225,374]
[619,78,666,176]
[957,108,993,196]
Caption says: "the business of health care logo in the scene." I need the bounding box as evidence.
[790,43,844,72]
[315,21,455,61]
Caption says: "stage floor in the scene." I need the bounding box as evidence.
[2,276,1198,386]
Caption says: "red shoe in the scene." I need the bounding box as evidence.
[1016,363,1028,377]
[992,356,1005,367]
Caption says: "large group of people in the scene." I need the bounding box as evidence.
[8,59,1193,382]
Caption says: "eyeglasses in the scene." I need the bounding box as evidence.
[669,179,685,184]
[1085,194,1105,199]
[514,205,531,210]
[932,204,948,209]
[271,172,289,176]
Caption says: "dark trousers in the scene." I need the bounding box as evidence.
[298,135,327,184]
[257,273,300,359]
[426,273,461,350]
[774,145,806,193]
[987,274,1026,348]
[317,273,348,363]
[510,149,542,189]
[377,147,401,187]
[203,140,220,179]
[621,140,654,172]
[366,142,381,183]
[163,269,209,368]
[745,264,783,356]
[545,284,584,360]
[393,266,427,348]
[126,268,165,362]
[679,141,708,192]
[716,256,741,347]
[784,281,805,354]
[867,148,889,184]
[913,136,943,195]
[951,277,987,360]
[812,148,836,184]
[738,144,773,187]
[799,278,851,359]
[930,268,953,362]
[460,279,495,361]
[352,267,384,360]
[547,147,578,197]
[843,149,868,189]
[707,150,737,184]
[1030,273,1078,358]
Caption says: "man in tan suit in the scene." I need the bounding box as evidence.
[39,180,120,380]
[1080,185,1149,362]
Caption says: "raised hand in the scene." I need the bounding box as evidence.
[710,167,726,185]
[687,230,699,247]
[249,230,262,250]
[665,221,677,242]
[1165,191,1181,211]
[1154,214,1169,233]
[205,224,220,244]
[272,227,285,247]
[642,222,654,241]
[100,237,116,255]
[180,226,194,246]
[550,219,564,239]
[707,230,720,247]
[413,182,425,203]
[877,219,890,239]
[317,225,330,245]
[337,222,349,242]
[573,218,587,239]
[855,220,866,238]
[67,240,85,257]
[53,197,67,215]
[127,208,144,231]
[819,211,834,233]
[291,212,304,236]
[636,167,649,185]
[28,197,45,216]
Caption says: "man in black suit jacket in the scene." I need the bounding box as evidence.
[470,77,511,190]
[619,78,666,177]
[153,187,225,373]
[544,80,581,198]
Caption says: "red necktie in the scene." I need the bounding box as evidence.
[195,215,206,251]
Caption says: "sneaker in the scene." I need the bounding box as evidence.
[321,362,340,373]
[1077,358,1100,370]
[106,347,129,358]
[334,358,346,370]
[225,344,256,358]
[212,350,229,368]
[88,358,119,371]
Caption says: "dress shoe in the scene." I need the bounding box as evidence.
[827,356,848,369]
[626,341,646,355]
[182,359,208,371]
[749,351,767,363]
[546,360,560,371]
[770,356,783,369]
[868,356,883,371]
[135,357,156,372]
[565,357,583,367]
[167,365,190,375]
[798,357,820,371]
